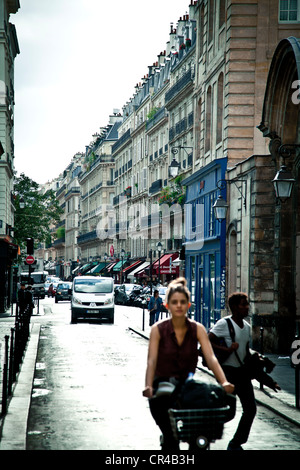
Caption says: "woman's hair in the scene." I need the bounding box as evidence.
[165,277,190,304]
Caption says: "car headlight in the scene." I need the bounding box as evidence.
[73,296,82,305]
[104,297,113,305]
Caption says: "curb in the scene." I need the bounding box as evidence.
[0,323,41,450]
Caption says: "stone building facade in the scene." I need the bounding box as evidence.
[0,0,20,311]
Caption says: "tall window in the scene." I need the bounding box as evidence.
[199,4,205,56]
[279,0,298,21]
[219,0,226,28]
[205,86,212,153]
[208,0,215,44]
[216,73,224,144]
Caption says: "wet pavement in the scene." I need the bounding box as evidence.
[0,300,300,451]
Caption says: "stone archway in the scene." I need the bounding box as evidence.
[258,37,300,352]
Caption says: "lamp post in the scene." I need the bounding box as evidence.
[104,252,108,274]
[149,249,153,295]
[157,242,162,285]
[120,248,125,284]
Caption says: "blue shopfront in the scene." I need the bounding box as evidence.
[182,158,227,330]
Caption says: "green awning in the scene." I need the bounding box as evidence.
[88,262,107,274]
[113,260,127,271]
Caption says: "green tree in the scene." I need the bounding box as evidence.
[14,173,63,249]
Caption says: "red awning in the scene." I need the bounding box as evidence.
[123,260,143,273]
[152,253,179,275]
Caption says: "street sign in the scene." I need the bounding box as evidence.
[26,255,35,265]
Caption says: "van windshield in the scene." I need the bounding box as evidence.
[74,279,113,294]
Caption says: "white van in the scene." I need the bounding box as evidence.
[71,276,114,324]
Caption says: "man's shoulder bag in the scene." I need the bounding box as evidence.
[200,318,235,368]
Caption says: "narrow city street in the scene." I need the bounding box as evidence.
[14,299,300,452]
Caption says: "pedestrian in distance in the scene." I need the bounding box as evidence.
[143,277,235,451]
[148,289,163,325]
[17,282,27,317]
[208,291,280,450]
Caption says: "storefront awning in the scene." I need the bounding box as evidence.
[106,262,116,272]
[122,260,143,273]
[87,262,107,274]
[128,262,150,278]
[152,253,179,275]
[113,260,127,272]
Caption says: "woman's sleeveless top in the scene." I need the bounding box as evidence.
[155,318,198,380]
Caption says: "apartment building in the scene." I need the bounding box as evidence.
[0,0,20,311]
[111,4,197,283]
[77,112,122,264]
[183,0,300,351]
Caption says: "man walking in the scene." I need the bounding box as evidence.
[209,292,255,450]
[148,289,163,326]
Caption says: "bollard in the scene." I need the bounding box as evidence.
[260,327,264,390]
[8,328,15,396]
[296,363,300,409]
[260,327,264,355]
[142,305,145,331]
[1,335,9,416]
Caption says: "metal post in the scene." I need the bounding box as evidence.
[8,328,14,396]
[260,327,264,355]
[142,305,145,331]
[1,335,9,416]
[149,250,153,295]
[296,363,300,409]
[260,327,264,390]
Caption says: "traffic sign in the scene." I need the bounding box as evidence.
[26,255,35,265]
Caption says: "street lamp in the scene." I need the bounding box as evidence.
[169,158,181,178]
[157,242,162,285]
[19,197,25,209]
[212,179,247,222]
[213,195,228,221]
[272,165,295,202]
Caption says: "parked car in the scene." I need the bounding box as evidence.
[55,282,72,303]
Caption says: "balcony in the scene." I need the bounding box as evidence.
[112,129,131,154]
[77,230,98,245]
[146,107,167,131]
[149,179,162,195]
[165,69,192,104]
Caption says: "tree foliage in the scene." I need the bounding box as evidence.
[13,173,63,249]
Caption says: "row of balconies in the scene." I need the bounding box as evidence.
[115,159,132,179]
[81,180,114,200]
[165,69,193,104]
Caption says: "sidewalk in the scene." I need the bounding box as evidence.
[0,302,44,450]
[128,311,300,429]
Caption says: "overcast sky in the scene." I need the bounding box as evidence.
[12,0,190,185]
